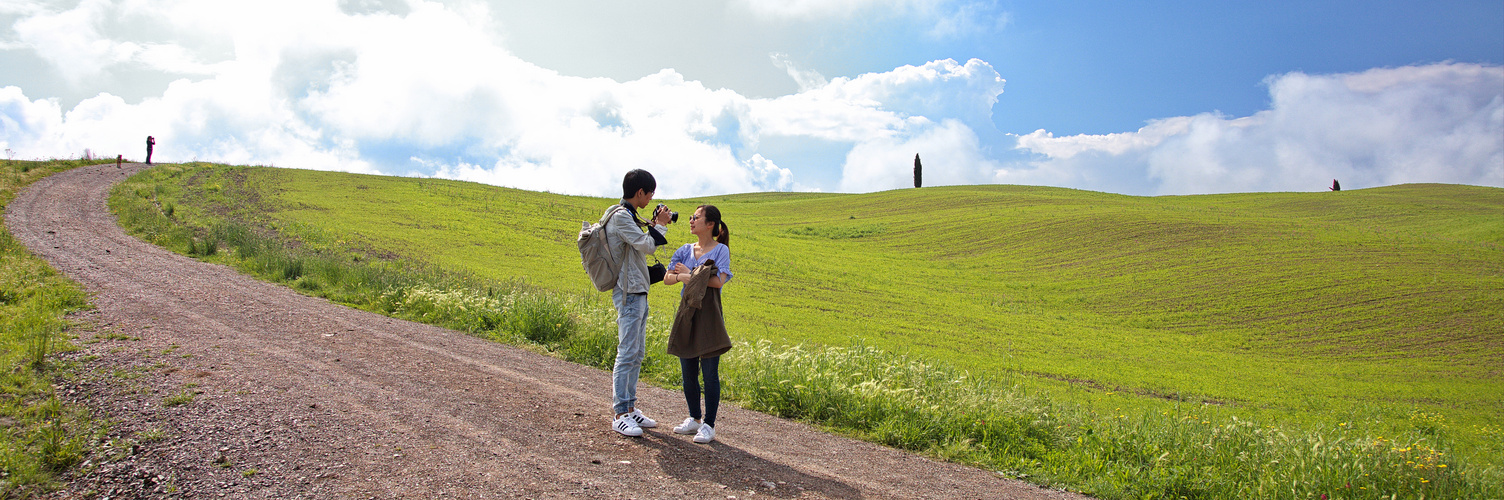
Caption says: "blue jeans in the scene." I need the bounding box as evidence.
[612,289,649,415]
[680,356,720,427]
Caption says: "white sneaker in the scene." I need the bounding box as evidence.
[673,417,701,435]
[612,414,643,437]
[693,423,715,444]
[628,409,658,428]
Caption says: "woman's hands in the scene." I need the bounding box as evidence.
[665,262,690,285]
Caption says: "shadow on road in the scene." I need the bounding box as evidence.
[639,430,864,499]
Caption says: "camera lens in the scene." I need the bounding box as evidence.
[657,204,678,223]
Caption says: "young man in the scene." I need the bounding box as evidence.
[606,169,673,436]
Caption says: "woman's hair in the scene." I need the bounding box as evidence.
[698,204,730,246]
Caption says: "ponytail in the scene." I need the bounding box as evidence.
[699,204,730,247]
[715,220,730,246]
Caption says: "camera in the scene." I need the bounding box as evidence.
[655,203,678,223]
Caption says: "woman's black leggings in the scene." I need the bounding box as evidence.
[680,356,720,427]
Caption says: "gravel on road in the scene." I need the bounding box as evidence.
[7,163,1087,499]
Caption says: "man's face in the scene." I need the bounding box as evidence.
[631,189,655,208]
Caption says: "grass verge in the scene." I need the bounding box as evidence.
[109,162,1504,499]
[1,158,112,496]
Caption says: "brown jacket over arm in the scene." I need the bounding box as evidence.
[667,261,732,359]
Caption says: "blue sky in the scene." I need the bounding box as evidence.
[2,0,1501,197]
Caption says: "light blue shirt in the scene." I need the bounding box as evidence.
[668,242,733,295]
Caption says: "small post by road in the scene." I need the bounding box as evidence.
[117,154,122,168]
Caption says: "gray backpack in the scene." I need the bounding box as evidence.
[578,206,627,292]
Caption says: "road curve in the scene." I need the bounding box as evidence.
[7,163,1084,499]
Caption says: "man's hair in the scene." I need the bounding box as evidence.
[622,169,656,199]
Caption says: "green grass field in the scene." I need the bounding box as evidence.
[112,163,1504,499]
[0,159,109,496]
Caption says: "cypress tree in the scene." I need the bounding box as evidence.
[913,154,923,188]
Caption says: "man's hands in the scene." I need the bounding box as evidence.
[652,205,674,226]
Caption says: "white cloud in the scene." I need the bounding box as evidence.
[11,0,123,85]
[753,58,1004,142]
[769,53,828,92]
[1,0,1011,198]
[762,57,1006,192]
[1,85,65,153]
[5,1,1496,200]
[1012,63,1504,194]
[926,1,1009,39]
[0,0,779,195]
[1015,117,1193,160]
[840,118,997,192]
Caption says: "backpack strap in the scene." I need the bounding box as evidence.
[599,204,627,253]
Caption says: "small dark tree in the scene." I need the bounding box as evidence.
[913,154,923,188]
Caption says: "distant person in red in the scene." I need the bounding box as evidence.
[146,136,156,165]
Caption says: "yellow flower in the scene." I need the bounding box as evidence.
[1421,479,1430,483]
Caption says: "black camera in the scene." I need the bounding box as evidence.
[655,203,678,223]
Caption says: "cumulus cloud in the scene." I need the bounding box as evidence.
[755,57,1007,192]
[1,0,799,196]
[4,1,1497,199]
[769,53,829,92]
[1,0,1010,198]
[753,58,1003,144]
[1011,63,1504,195]
[840,118,998,191]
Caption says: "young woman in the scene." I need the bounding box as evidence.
[663,205,733,444]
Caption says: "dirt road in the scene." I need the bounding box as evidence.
[7,163,1086,499]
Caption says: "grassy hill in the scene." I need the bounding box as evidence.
[0,159,109,495]
[115,163,1504,498]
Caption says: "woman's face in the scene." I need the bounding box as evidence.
[689,208,711,236]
